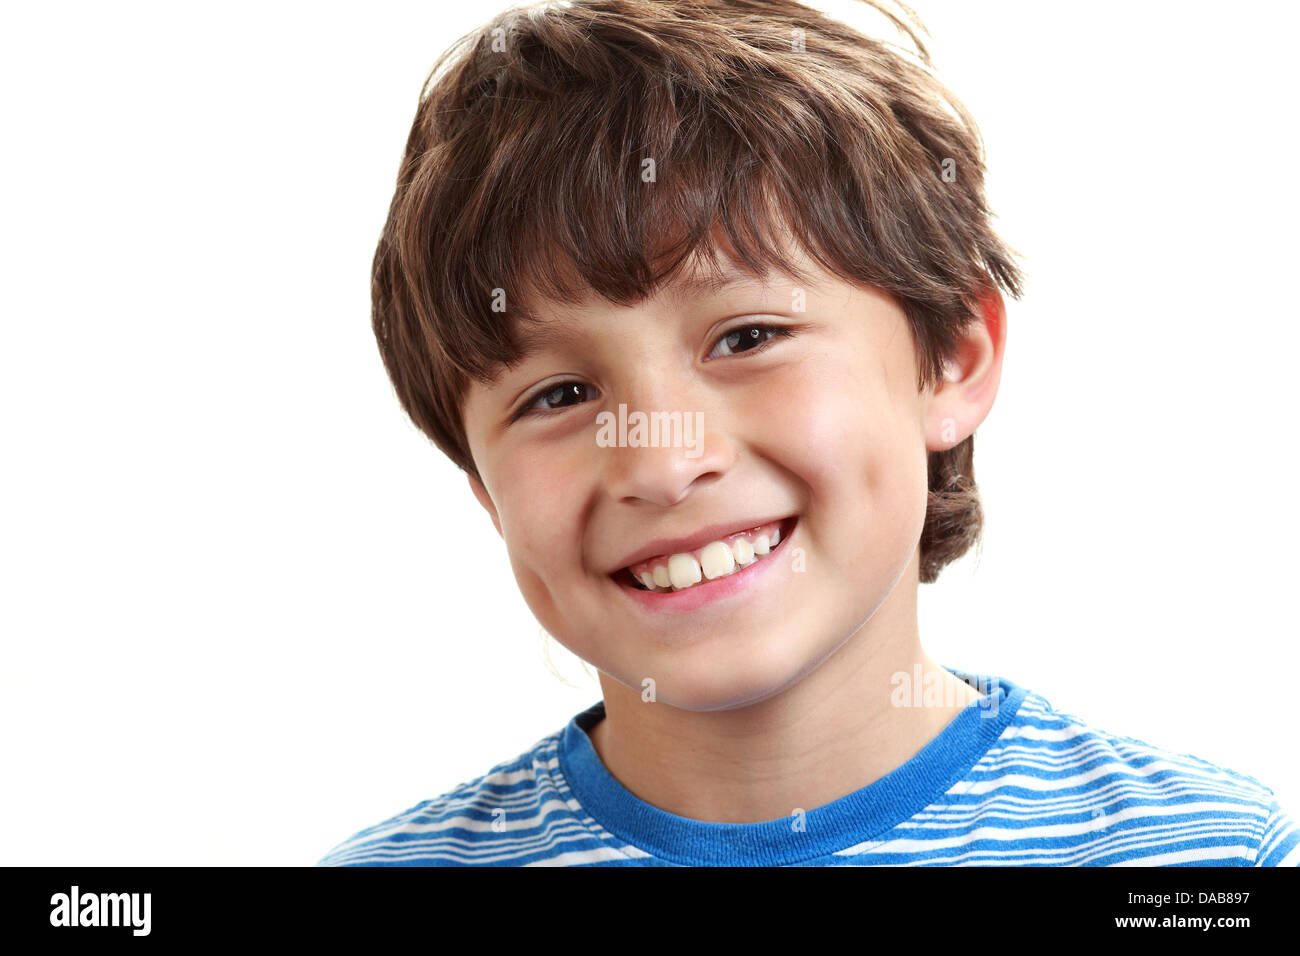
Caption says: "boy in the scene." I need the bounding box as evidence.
[318,0,1298,865]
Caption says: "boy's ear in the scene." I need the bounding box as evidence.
[467,473,503,538]
[923,286,1007,452]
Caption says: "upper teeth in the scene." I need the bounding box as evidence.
[628,521,785,592]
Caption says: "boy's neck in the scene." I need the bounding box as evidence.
[584,561,984,825]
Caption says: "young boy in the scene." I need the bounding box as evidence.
[318,0,1298,866]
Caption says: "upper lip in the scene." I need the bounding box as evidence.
[609,514,794,573]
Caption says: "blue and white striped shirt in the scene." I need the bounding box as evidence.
[317,669,1299,866]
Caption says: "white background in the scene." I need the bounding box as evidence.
[2,0,1296,865]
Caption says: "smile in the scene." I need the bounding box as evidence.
[614,515,798,595]
[624,517,787,591]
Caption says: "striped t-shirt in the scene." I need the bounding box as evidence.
[316,669,1299,866]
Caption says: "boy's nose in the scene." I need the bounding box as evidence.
[597,386,736,508]
[604,436,730,508]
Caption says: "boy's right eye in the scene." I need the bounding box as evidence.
[514,381,600,420]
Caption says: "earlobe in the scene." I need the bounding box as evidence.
[923,286,1007,452]
[467,473,504,538]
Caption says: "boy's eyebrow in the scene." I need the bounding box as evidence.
[664,268,769,300]
[512,318,588,359]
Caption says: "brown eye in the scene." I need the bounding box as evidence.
[708,324,796,359]
[517,381,600,420]
[543,383,585,408]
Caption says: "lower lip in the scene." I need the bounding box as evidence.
[612,516,798,614]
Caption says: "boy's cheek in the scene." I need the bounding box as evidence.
[764,360,928,536]
[755,361,884,469]
[497,497,576,570]
[487,438,577,510]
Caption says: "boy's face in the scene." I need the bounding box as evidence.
[462,239,1003,711]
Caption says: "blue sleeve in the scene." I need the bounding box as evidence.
[1254,798,1300,866]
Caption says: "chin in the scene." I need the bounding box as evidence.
[631,636,819,712]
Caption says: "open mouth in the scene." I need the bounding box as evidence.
[615,515,798,594]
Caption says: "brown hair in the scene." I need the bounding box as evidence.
[372,0,1024,583]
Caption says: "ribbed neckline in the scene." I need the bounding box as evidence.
[557,667,1027,866]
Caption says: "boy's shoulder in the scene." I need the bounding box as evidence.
[314,703,640,867]
[957,681,1299,867]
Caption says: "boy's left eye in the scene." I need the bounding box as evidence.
[706,323,796,359]
[513,323,797,421]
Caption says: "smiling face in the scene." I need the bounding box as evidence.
[461,238,996,713]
